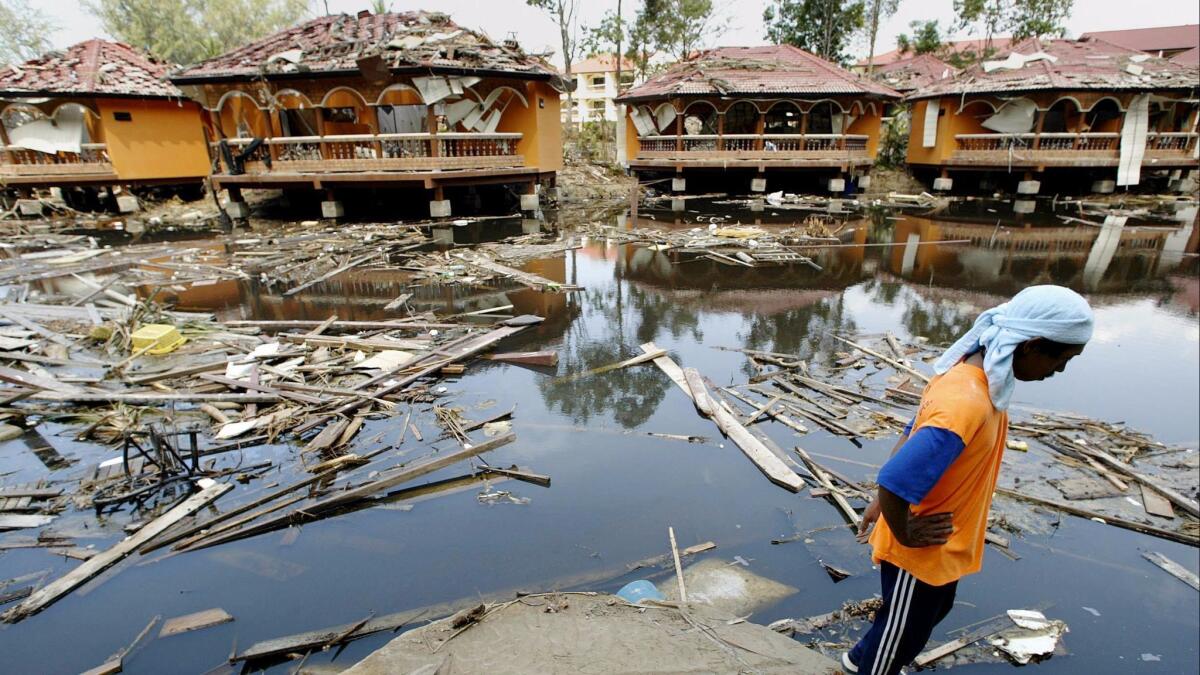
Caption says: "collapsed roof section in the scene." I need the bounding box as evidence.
[615,45,900,102]
[873,54,959,93]
[171,11,566,90]
[0,40,181,99]
[908,37,1200,100]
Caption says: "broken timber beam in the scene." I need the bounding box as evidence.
[641,343,803,492]
[3,480,232,623]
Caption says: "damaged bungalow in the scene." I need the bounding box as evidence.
[169,10,566,219]
[0,40,210,213]
[872,54,959,95]
[614,46,900,194]
[905,37,1200,193]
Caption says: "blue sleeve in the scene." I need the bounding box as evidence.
[902,417,914,436]
[877,426,966,504]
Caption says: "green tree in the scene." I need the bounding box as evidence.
[84,0,309,66]
[954,0,1072,56]
[528,0,584,125]
[895,20,943,56]
[763,0,866,64]
[863,0,900,75]
[0,0,57,64]
[653,0,724,62]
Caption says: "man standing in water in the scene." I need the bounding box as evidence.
[844,285,1094,675]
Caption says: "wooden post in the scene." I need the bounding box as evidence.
[315,107,329,160]
[427,106,441,159]
[1032,107,1046,149]
[755,111,766,151]
[717,112,725,151]
[799,110,808,152]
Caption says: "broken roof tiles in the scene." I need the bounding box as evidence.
[0,39,181,99]
[873,54,959,93]
[908,37,1200,100]
[615,45,900,102]
[171,11,559,84]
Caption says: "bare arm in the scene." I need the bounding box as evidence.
[877,486,953,548]
[856,429,911,542]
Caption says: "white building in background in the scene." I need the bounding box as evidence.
[563,54,636,125]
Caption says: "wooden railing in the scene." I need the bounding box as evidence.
[951,132,1197,166]
[212,133,524,174]
[636,134,871,161]
[0,143,114,176]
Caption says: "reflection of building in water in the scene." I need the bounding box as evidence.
[155,254,576,331]
[887,215,1195,293]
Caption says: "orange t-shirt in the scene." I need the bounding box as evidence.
[869,362,1008,587]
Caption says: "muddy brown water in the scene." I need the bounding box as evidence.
[1,197,1197,673]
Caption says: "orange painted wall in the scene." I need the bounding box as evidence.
[495,80,562,172]
[97,98,210,180]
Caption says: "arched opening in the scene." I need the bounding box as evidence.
[1041,98,1081,133]
[806,101,837,134]
[681,101,718,135]
[1083,98,1122,133]
[652,102,677,133]
[375,85,427,134]
[212,91,270,139]
[320,87,373,135]
[1,103,103,162]
[764,101,802,134]
[723,101,759,135]
[275,90,319,137]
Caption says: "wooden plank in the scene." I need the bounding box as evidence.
[126,360,228,385]
[384,293,413,311]
[2,480,232,623]
[668,526,688,604]
[198,372,323,405]
[233,608,424,662]
[0,487,61,499]
[219,319,460,331]
[0,514,56,530]
[915,616,1014,667]
[995,487,1197,547]
[0,365,83,394]
[28,392,280,404]
[682,367,715,416]
[1142,551,1199,591]
[1141,484,1176,518]
[793,445,861,526]
[642,343,803,492]
[487,350,558,367]
[179,434,516,552]
[159,608,235,637]
[1078,446,1199,518]
[284,251,382,297]
[827,334,930,383]
[305,314,339,337]
[555,349,666,381]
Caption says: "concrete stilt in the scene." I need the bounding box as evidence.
[1091,179,1116,194]
[321,201,345,218]
[429,199,452,218]
[520,192,540,211]
[521,218,542,234]
[1013,200,1037,214]
[857,174,872,190]
[116,194,139,213]
[671,176,686,192]
[671,198,685,211]
[431,227,454,244]
[16,199,44,217]
[750,177,767,192]
[828,177,845,193]
[933,177,953,191]
[1016,180,1041,195]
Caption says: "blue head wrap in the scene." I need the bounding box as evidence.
[933,285,1094,410]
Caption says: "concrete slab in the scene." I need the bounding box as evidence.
[16,199,43,217]
[116,194,139,213]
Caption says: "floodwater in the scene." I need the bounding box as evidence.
[1,197,1198,674]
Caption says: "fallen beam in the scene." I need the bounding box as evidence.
[3,480,232,623]
[641,343,803,492]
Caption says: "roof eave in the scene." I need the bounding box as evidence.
[615,89,901,103]
[0,89,183,100]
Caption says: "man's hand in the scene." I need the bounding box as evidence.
[898,512,954,547]
[856,497,882,543]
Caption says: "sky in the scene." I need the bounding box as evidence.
[27,0,1200,67]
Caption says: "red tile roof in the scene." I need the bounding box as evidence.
[1081,24,1199,54]
[615,45,899,102]
[0,39,181,98]
[857,38,1014,67]
[1172,46,1200,66]
[908,37,1200,100]
[172,11,559,84]
[873,54,959,92]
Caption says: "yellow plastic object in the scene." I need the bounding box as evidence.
[130,324,187,355]
[714,226,764,239]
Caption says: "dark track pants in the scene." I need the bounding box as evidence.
[848,561,958,675]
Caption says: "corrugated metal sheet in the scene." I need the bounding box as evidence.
[0,40,181,99]
[908,37,1200,100]
[615,46,900,101]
